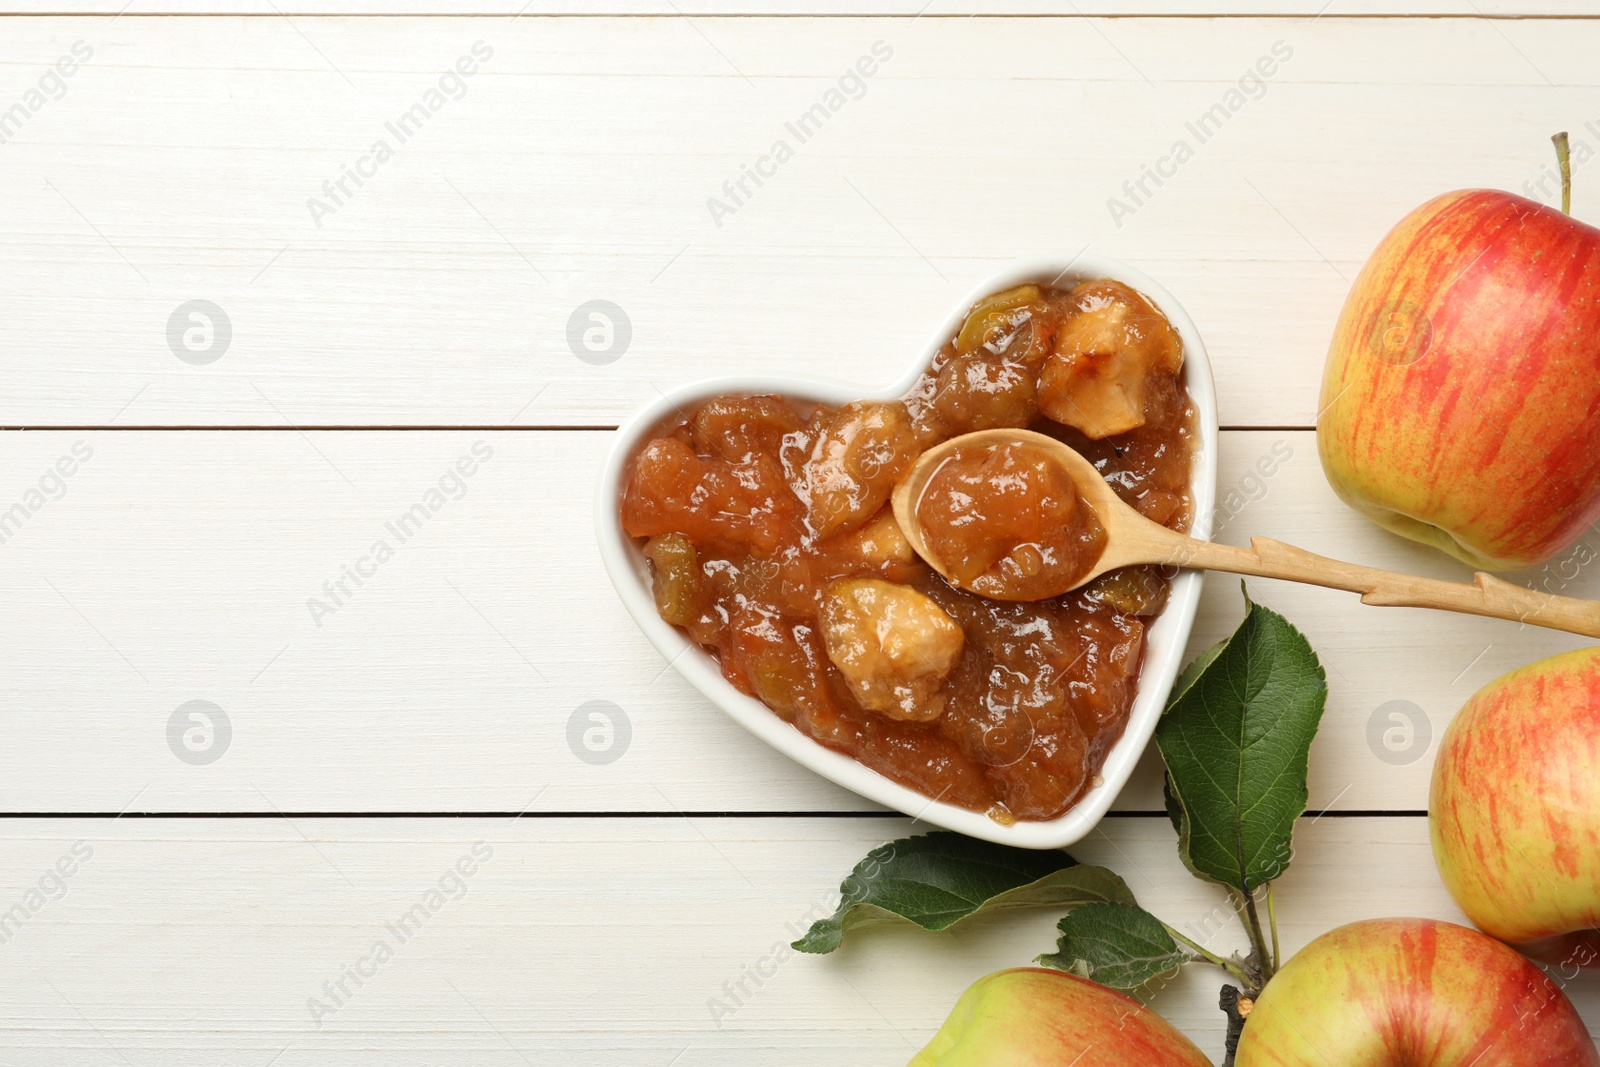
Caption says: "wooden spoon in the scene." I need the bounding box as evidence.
[892,428,1600,639]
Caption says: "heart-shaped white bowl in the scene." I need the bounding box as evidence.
[596,255,1218,848]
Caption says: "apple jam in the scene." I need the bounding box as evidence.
[916,440,1108,602]
[621,279,1197,823]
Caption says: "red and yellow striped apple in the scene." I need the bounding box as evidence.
[1431,646,1600,955]
[906,968,1211,1067]
[1317,188,1600,569]
[1235,918,1600,1066]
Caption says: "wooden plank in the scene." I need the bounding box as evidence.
[5,4,1598,16]
[0,815,1590,1062]
[0,427,1591,814]
[0,16,1595,427]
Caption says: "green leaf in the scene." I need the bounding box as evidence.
[1157,588,1328,892]
[1162,773,1184,838]
[1037,902,1188,990]
[1170,635,1227,708]
[792,831,1135,954]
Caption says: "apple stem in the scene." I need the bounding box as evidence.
[1220,986,1249,1067]
[1231,886,1275,986]
[1267,884,1281,973]
[1554,131,1573,215]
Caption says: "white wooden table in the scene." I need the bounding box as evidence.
[0,3,1596,1062]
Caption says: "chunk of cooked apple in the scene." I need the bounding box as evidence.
[818,578,964,722]
[822,507,917,570]
[1038,279,1183,439]
[794,401,920,541]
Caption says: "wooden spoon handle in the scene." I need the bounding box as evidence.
[1171,536,1600,639]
